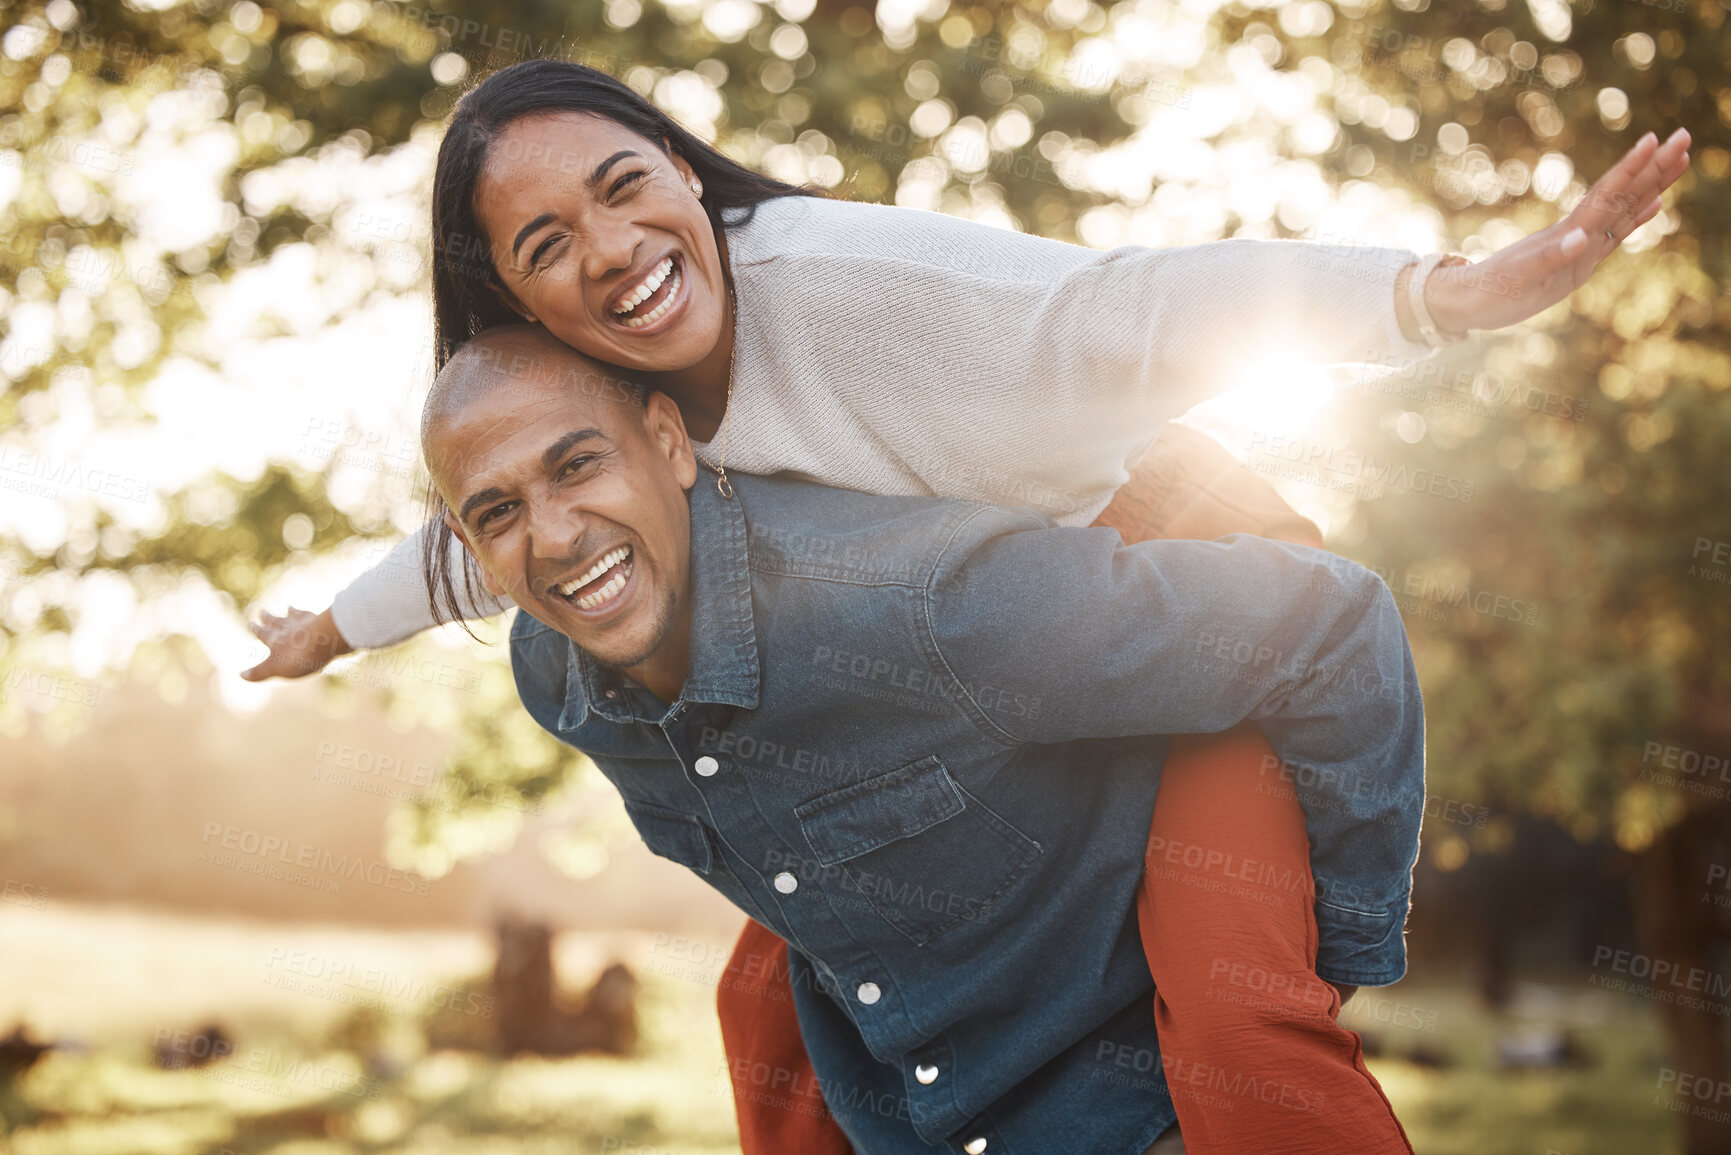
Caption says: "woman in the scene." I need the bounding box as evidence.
[244,59,1689,1154]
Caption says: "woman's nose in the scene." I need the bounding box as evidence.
[583,216,647,284]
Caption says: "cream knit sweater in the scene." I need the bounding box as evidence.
[331,193,1431,648]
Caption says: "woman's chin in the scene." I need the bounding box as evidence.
[582,313,723,376]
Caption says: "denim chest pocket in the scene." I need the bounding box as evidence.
[627,801,718,875]
[794,755,1042,947]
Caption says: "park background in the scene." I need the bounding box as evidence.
[1,0,1728,1150]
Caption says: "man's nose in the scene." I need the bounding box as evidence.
[527,499,587,561]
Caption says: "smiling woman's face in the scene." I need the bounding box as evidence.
[473,111,728,374]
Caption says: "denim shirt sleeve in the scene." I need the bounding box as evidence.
[923,509,1423,986]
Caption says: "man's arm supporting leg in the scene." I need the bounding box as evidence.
[1108,425,1411,1155]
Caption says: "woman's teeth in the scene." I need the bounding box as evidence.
[612,257,680,329]
[559,546,632,609]
[613,258,671,313]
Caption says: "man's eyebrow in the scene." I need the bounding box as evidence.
[458,486,508,526]
[542,428,606,469]
[455,429,605,525]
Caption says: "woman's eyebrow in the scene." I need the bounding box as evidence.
[506,151,639,261]
[586,149,639,190]
[511,212,557,262]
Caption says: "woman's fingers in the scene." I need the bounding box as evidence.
[1629,193,1665,235]
[1553,131,1686,262]
[1617,131,1688,223]
[246,607,311,651]
[1575,129,1689,243]
[1652,128,1692,190]
[1571,133,1657,236]
[1431,129,1688,331]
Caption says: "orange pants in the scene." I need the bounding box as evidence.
[715,426,1415,1153]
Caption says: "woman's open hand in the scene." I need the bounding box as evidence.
[241,605,354,681]
[1427,127,1691,335]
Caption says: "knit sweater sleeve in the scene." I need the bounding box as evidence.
[736,197,1432,430]
[329,522,512,650]
[1044,235,1434,421]
[718,196,1435,524]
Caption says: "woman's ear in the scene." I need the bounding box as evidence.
[663,137,698,188]
[644,391,698,491]
[486,275,538,325]
[444,510,508,597]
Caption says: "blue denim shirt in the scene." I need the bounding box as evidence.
[509,469,1424,1155]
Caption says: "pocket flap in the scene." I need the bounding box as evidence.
[794,755,964,867]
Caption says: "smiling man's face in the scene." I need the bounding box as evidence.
[425,326,698,689]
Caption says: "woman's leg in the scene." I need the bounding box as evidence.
[1136,725,1412,1155]
[715,917,852,1155]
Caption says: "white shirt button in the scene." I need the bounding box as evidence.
[963,1138,988,1154]
[914,1062,939,1084]
[774,871,798,894]
[694,756,719,777]
[856,981,881,1005]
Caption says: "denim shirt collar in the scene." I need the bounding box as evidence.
[557,464,760,731]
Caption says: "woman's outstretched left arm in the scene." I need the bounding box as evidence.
[1411,127,1690,338]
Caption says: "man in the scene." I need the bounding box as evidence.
[422,324,1424,1154]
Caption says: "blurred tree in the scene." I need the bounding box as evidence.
[1248,5,1729,1150]
[1,2,1726,1145]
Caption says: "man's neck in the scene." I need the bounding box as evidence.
[623,609,693,706]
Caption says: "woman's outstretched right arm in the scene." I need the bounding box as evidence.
[241,522,512,681]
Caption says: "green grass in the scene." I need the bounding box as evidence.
[3,977,1681,1154]
[1348,982,1676,1155]
[6,968,741,1155]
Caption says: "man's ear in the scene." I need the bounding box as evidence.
[643,391,699,492]
[444,509,508,598]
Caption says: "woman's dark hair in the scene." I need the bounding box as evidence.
[423,57,817,632]
[431,56,818,370]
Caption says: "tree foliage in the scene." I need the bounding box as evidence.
[1,0,1726,872]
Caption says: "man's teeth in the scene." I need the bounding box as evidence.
[615,259,681,329]
[576,570,628,609]
[558,546,631,607]
[613,257,674,316]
